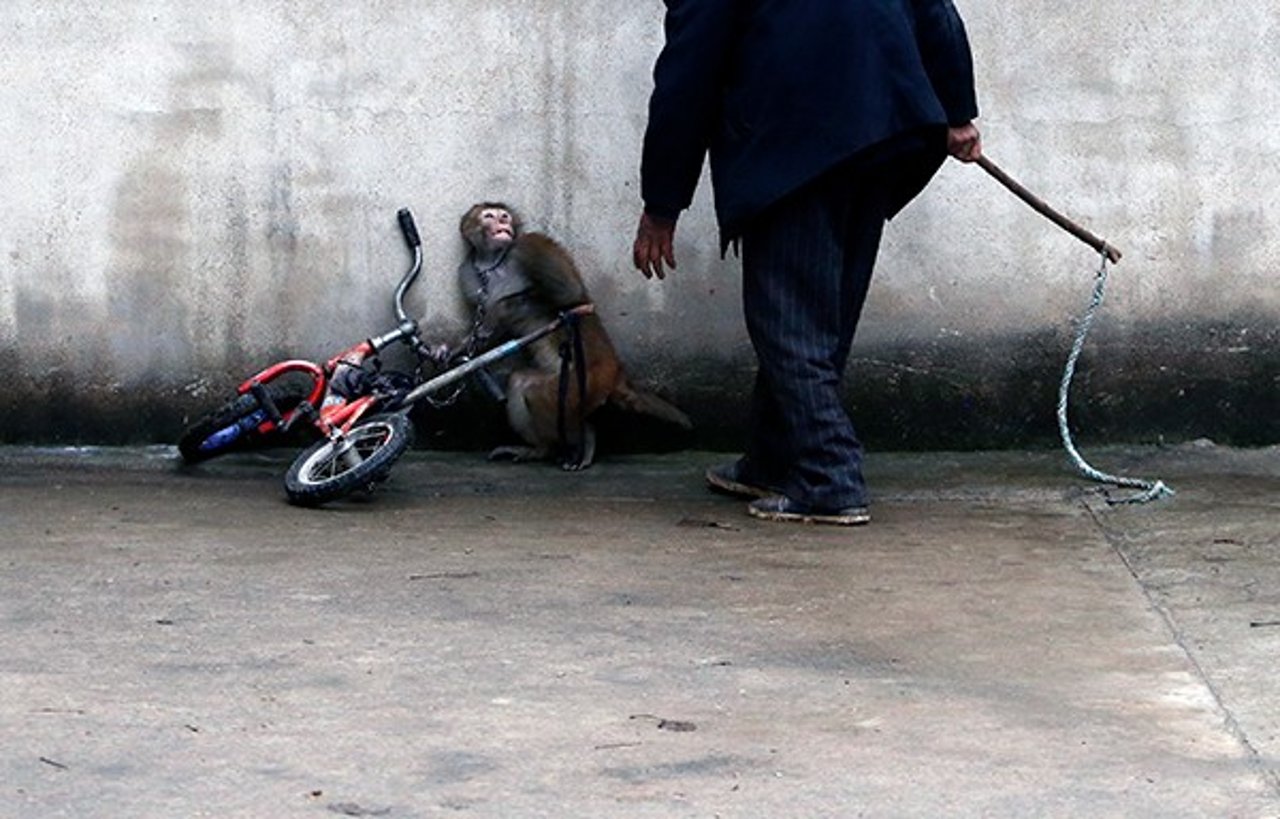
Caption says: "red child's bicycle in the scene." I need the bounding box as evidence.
[178,208,591,506]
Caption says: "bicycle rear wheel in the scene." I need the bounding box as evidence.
[178,385,305,464]
[283,413,414,507]
[178,393,264,464]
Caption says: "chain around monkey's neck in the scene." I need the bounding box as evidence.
[471,246,511,279]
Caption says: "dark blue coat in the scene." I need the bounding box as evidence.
[640,0,979,239]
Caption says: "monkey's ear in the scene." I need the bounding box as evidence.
[458,205,480,244]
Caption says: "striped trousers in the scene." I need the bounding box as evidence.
[739,160,893,510]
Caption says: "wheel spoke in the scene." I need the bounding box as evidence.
[300,422,396,486]
[284,413,412,506]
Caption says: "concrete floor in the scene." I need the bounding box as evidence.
[0,443,1277,818]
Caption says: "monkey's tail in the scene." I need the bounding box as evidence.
[609,379,693,430]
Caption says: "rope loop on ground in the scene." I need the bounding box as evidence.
[1057,252,1175,505]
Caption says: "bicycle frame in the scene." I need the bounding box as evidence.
[400,304,594,408]
[221,208,428,444]
[232,340,383,440]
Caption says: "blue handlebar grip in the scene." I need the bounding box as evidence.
[397,208,421,248]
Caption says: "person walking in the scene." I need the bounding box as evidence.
[632,0,983,525]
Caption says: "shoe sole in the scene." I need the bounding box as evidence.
[747,504,871,526]
[705,468,777,500]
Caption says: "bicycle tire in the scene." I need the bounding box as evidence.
[178,385,304,464]
[178,393,264,464]
[283,413,414,507]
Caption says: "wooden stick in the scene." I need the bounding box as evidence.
[976,155,1123,264]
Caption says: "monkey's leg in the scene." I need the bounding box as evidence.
[560,423,596,472]
[487,370,553,463]
[494,368,597,469]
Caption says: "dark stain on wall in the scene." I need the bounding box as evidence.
[2,317,1275,451]
[107,163,194,378]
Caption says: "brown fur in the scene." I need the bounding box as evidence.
[459,205,691,469]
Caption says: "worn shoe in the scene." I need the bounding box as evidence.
[747,495,871,526]
[705,460,781,500]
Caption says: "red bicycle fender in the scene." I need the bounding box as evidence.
[236,360,328,425]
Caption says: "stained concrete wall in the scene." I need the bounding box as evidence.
[2,1,1276,449]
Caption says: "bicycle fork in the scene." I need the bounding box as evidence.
[301,394,382,472]
[332,430,367,472]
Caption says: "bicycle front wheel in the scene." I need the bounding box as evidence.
[283,413,414,507]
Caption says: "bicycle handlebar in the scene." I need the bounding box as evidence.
[392,208,424,324]
[397,208,421,249]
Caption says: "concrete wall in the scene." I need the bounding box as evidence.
[2,1,1276,450]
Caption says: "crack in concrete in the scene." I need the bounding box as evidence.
[1082,499,1280,800]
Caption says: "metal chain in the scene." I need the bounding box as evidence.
[421,255,501,408]
[1057,251,1174,504]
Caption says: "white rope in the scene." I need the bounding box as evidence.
[1057,252,1174,505]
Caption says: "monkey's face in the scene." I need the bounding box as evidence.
[477,207,516,252]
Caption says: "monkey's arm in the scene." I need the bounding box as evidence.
[511,233,589,309]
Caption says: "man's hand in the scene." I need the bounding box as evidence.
[632,212,677,280]
[947,122,982,163]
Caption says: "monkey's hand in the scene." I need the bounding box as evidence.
[418,341,452,368]
[633,212,677,281]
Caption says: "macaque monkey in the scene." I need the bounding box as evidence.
[454,201,691,469]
